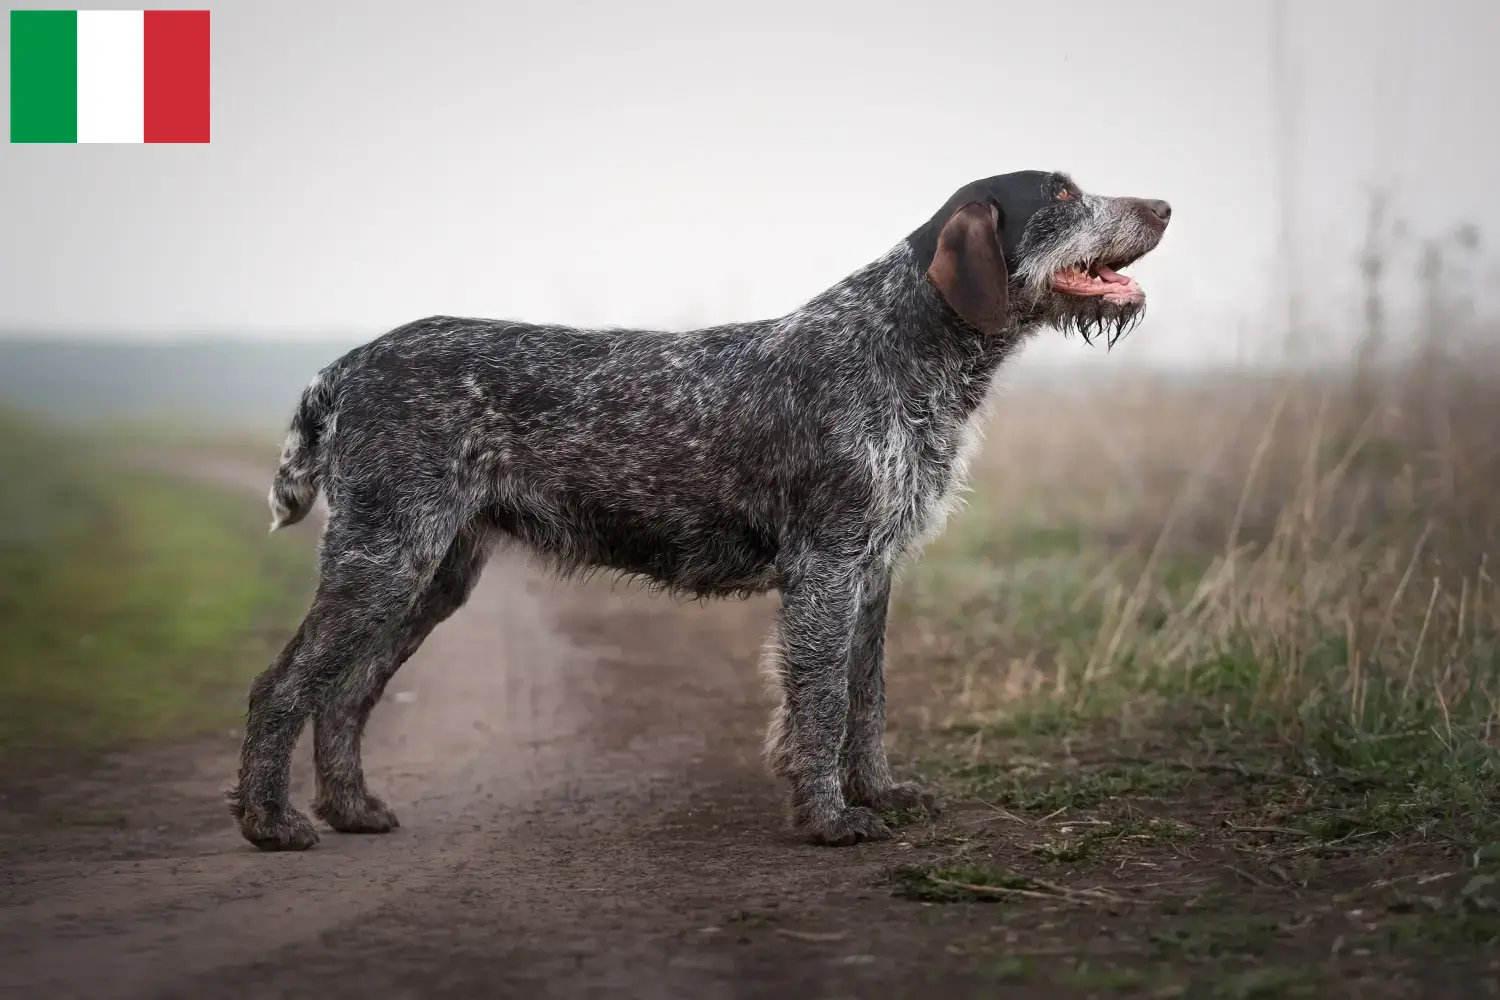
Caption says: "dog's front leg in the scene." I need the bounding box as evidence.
[842,562,937,817]
[765,555,892,846]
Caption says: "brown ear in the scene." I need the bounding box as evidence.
[924,200,1009,334]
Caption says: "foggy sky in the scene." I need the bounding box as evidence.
[2,0,1496,365]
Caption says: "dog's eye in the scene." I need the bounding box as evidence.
[1056,189,1074,201]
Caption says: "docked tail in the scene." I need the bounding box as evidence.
[268,368,340,531]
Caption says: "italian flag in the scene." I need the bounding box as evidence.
[10,9,209,143]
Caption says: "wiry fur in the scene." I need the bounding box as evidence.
[228,169,1170,850]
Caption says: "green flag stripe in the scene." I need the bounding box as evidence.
[10,10,79,143]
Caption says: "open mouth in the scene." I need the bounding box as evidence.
[1050,260,1144,304]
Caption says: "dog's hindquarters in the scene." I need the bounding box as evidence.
[269,366,342,531]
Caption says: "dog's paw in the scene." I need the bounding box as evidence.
[803,806,893,847]
[234,803,321,851]
[314,793,401,835]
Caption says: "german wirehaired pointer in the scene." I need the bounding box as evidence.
[229,170,1171,850]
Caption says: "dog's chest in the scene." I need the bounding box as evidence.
[862,408,984,551]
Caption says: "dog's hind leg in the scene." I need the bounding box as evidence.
[227,504,458,851]
[310,525,491,834]
[841,562,935,817]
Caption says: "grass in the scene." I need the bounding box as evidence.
[0,411,315,768]
[897,360,1500,812]
[881,324,1500,993]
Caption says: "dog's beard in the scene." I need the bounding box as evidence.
[1063,300,1145,350]
[1019,291,1146,350]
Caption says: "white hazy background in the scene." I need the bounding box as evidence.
[1,0,1497,368]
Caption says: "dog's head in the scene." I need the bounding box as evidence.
[911,170,1171,347]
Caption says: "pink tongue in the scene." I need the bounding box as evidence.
[1096,264,1128,284]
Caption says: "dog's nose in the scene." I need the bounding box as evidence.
[1144,199,1172,225]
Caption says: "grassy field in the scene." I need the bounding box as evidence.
[0,412,314,771]
[883,343,1500,996]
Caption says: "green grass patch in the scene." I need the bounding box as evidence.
[0,412,314,767]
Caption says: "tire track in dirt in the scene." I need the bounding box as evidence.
[0,458,1004,1000]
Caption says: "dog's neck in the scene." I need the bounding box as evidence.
[811,241,1037,416]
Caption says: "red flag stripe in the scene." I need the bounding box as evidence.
[143,10,209,143]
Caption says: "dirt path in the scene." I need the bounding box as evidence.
[0,461,1001,1000]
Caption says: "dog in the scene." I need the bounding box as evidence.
[228,170,1170,851]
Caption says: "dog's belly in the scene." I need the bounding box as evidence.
[486,495,780,597]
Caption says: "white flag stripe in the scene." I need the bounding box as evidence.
[76,10,145,144]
